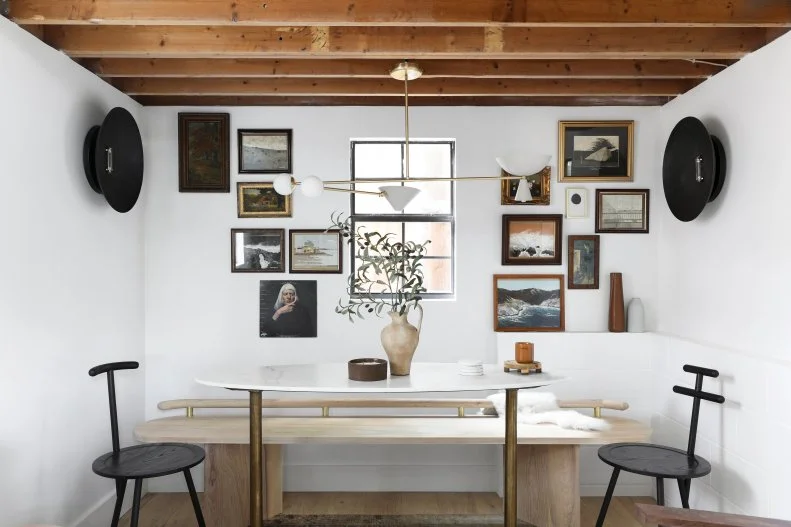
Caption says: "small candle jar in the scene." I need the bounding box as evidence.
[515,342,534,363]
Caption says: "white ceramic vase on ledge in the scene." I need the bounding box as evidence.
[627,298,645,333]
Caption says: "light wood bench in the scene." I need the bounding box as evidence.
[135,398,650,527]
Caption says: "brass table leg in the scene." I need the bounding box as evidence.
[505,388,518,527]
[250,390,263,527]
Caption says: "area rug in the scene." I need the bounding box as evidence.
[261,515,534,526]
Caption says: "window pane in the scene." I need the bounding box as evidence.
[405,222,452,257]
[353,143,403,214]
[404,144,452,214]
[421,258,452,293]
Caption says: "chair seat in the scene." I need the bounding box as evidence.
[598,442,711,479]
[92,443,205,479]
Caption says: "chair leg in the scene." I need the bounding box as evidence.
[595,467,620,527]
[184,469,207,527]
[110,479,126,527]
[677,478,691,508]
[129,479,143,527]
[656,477,665,506]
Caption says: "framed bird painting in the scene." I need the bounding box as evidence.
[558,121,634,182]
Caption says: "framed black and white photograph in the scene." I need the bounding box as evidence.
[558,121,634,182]
[500,167,551,205]
[237,182,292,218]
[595,189,650,234]
[289,230,343,274]
[260,280,317,338]
[502,214,563,266]
[493,274,565,332]
[565,187,588,218]
[238,129,293,174]
[230,228,285,273]
[568,235,599,289]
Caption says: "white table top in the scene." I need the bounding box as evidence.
[196,362,564,393]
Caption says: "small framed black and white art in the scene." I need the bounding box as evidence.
[565,188,588,219]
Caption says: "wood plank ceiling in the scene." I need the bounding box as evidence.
[7,0,791,106]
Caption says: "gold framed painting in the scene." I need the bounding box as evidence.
[236,182,292,218]
[500,167,551,205]
[558,121,634,182]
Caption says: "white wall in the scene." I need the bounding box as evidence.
[0,19,145,527]
[143,104,660,491]
[655,32,791,519]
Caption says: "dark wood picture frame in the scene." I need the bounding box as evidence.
[493,274,565,332]
[558,120,634,182]
[595,189,650,234]
[289,229,343,274]
[500,167,551,205]
[237,182,293,218]
[178,113,230,192]
[230,228,286,273]
[567,235,600,289]
[502,214,563,266]
[238,129,293,174]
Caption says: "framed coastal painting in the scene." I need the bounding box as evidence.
[237,182,292,218]
[501,214,563,266]
[558,121,634,182]
[567,235,599,289]
[493,274,565,332]
[500,167,551,205]
[238,129,293,174]
[230,228,285,273]
[289,230,343,274]
[178,113,230,192]
[259,280,317,338]
[595,189,650,233]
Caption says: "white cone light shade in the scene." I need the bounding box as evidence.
[495,154,551,176]
[273,174,295,195]
[380,185,421,211]
[300,176,325,198]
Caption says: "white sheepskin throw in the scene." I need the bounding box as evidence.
[485,391,610,431]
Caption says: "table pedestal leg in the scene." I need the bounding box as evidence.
[504,388,518,527]
[250,390,263,527]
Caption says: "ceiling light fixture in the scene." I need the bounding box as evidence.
[273,61,551,211]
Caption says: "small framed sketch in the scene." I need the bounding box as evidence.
[238,129,293,174]
[260,280,317,338]
[230,228,285,273]
[289,230,343,274]
[237,182,292,218]
[493,274,565,332]
[502,214,563,266]
[565,188,588,218]
[595,189,650,234]
[178,113,230,192]
[568,235,600,289]
[500,167,551,205]
[558,121,634,182]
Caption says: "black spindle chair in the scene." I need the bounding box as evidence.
[595,364,725,527]
[89,361,206,527]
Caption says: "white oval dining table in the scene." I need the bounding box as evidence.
[196,362,565,527]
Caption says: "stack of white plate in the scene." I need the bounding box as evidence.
[457,359,484,376]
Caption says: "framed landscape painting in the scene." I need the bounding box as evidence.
[230,228,285,273]
[568,235,599,289]
[178,113,230,192]
[502,214,563,265]
[493,274,565,332]
[289,230,343,274]
[558,121,634,182]
[238,129,293,174]
[595,189,650,233]
[237,182,292,218]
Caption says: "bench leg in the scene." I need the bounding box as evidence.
[204,444,283,526]
[516,444,580,527]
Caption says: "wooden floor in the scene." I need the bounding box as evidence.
[119,492,654,526]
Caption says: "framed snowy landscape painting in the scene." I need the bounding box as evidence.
[230,228,285,273]
[493,274,565,332]
[502,214,562,265]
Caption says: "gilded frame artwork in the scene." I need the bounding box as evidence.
[238,129,293,174]
[493,274,565,332]
[178,113,230,192]
[567,235,600,290]
[500,167,551,205]
[230,228,286,273]
[558,120,634,182]
[595,189,650,234]
[501,214,563,266]
[289,229,343,274]
[237,182,293,218]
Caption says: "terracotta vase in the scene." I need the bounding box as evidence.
[608,273,626,332]
[381,305,423,376]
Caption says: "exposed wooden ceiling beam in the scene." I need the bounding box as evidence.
[112,77,696,96]
[13,0,791,27]
[133,95,672,106]
[87,58,728,79]
[44,26,766,59]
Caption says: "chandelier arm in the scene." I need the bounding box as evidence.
[323,168,550,186]
[323,186,384,196]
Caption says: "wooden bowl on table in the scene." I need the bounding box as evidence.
[348,358,388,381]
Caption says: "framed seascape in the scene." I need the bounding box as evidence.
[502,214,563,266]
[493,274,565,332]
[238,129,293,174]
[230,228,285,273]
[558,121,634,182]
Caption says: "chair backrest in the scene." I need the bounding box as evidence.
[89,361,139,455]
[672,364,725,460]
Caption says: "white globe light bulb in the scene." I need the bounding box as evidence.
[300,176,324,198]
[272,174,294,196]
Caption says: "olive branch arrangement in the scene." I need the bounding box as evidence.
[329,212,430,321]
